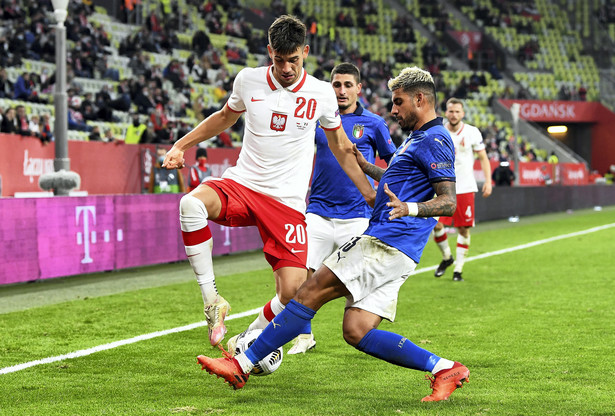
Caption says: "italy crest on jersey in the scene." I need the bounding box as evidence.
[270,113,287,131]
[352,124,364,139]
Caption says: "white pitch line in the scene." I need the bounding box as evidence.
[0,308,260,375]
[411,223,615,276]
[2,222,614,375]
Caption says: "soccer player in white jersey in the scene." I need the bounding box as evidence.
[197,66,471,403]
[162,15,375,347]
[286,63,396,354]
[432,97,492,281]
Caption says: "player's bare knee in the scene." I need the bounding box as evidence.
[342,318,372,347]
[293,283,317,307]
[277,291,294,305]
[342,325,368,347]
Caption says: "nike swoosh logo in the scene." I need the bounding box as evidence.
[187,253,200,258]
[251,97,264,102]
[290,248,304,253]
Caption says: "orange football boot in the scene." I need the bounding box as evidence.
[421,362,469,402]
[197,344,249,390]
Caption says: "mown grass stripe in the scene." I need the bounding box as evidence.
[2,222,613,375]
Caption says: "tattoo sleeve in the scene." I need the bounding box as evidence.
[416,181,456,217]
[362,163,385,181]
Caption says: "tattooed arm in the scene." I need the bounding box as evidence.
[384,180,456,220]
[353,144,386,181]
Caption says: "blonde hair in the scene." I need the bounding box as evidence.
[387,66,434,91]
[387,66,436,105]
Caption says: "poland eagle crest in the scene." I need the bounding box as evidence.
[270,113,287,131]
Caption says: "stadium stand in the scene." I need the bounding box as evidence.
[0,0,611,162]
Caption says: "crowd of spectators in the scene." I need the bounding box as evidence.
[0,0,552,160]
[596,1,615,24]
[0,103,53,144]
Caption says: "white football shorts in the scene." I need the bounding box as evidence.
[323,235,416,321]
[305,213,369,271]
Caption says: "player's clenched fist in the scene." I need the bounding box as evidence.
[162,147,185,169]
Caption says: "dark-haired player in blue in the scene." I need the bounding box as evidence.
[287,62,396,354]
[198,66,471,402]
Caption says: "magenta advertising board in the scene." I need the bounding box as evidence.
[0,195,264,285]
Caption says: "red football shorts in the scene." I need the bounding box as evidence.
[438,192,475,228]
[205,179,307,270]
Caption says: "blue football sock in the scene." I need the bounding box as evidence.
[356,328,440,372]
[245,299,315,364]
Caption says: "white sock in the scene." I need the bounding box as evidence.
[454,234,470,273]
[434,228,452,260]
[180,194,218,305]
[248,295,285,331]
[235,352,254,374]
[185,240,217,305]
[432,358,455,374]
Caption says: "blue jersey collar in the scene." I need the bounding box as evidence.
[341,103,364,117]
[417,117,443,132]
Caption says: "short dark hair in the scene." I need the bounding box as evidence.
[330,63,361,84]
[268,15,306,55]
[196,147,208,158]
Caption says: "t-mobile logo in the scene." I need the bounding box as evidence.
[76,205,123,264]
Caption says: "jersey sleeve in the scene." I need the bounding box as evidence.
[419,133,456,183]
[373,117,396,164]
[226,69,246,113]
[318,83,341,130]
[470,125,486,152]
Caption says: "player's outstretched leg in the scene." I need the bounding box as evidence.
[180,194,229,346]
[355,328,469,402]
[422,362,470,402]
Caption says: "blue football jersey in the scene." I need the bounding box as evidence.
[364,118,455,263]
[307,104,396,219]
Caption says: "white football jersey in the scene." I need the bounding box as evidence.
[445,121,485,194]
[222,66,341,213]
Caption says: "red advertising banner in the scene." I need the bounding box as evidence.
[499,99,603,122]
[0,133,241,197]
[559,163,589,185]
[450,31,483,54]
[473,160,588,185]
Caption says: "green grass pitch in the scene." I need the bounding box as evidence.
[1,207,614,415]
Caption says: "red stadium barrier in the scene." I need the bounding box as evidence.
[0,133,242,197]
[498,99,615,175]
[473,160,587,186]
[0,133,591,196]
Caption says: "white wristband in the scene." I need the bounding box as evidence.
[406,202,418,217]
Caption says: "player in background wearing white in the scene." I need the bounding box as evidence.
[197,67,471,403]
[287,62,397,354]
[433,97,492,281]
[163,15,375,347]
